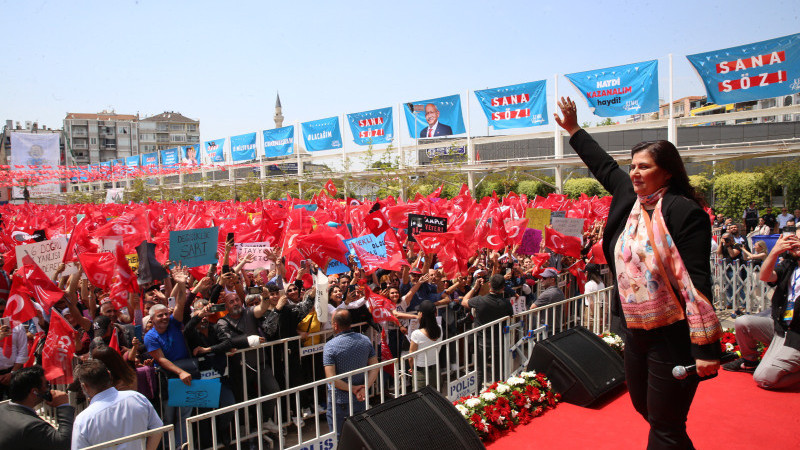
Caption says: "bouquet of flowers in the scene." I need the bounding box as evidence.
[453,371,560,443]
[599,332,624,357]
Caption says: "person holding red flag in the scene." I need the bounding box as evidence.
[555,96,721,449]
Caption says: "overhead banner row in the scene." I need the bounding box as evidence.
[98,33,800,167]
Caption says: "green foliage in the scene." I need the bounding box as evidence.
[408,184,433,198]
[562,177,609,199]
[516,180,554,198]
[757,158,800,209]
[712,172,765,218]
[596,118,616,127]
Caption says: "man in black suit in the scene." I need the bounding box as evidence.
[419,103,453,138]
[0,366,74,449]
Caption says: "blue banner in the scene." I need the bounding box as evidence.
[565,60,659,117]
[125,155,140,167]
[204,138,225,164]
[347,107,393,145]
[403,94,466,138]
[182,144,199,166]
[230,132,257,162]
[687,33,800,105]
[160,148,179,167]
[475,80,548,129]
[301,117,342,152]
[142,152,159,166]
[262,126,295,157]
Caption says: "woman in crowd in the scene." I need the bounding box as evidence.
[91,345,138,391]
[555,96,721,449]
[742,240,768,265]
[407,300,441,390]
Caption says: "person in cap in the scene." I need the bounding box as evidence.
[532,268,565,308]
[462,274,513,388]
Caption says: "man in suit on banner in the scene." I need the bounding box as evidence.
[420,103,453,138]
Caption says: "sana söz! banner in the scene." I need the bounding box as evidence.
[204,138,225,164]
[687,33,800,105]
[301,117,342,152]
[347,107,393,146]
[474,80,548,129]
[565,60,659,117]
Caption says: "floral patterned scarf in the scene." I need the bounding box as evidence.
[614,187,721,345]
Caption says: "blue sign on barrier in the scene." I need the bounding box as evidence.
[167,378,221,408]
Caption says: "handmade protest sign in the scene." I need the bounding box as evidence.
[168,227,219,268]
[167,378,221,408]
[15,236,68,278]
[517,228,543,255]
[343,233,387,268]
[234,242,275,270]
[551,217,585,238]
[525,208,551,231]
[407,214,447,242]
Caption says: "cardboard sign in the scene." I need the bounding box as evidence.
[343,233,387,267]
[525,208,551,231]
[326,258,351,275]
[551,217,585,238]
[511,295,527,315]
[234,242,275,271]
[517,228,543,255]
[407,214,447,242]
[168,227,219,268]
[15,236,68,278]
[550,210,566,219]
[167,378,221,408]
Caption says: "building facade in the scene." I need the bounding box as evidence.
[63,111,139,165]
[139,111,200,153]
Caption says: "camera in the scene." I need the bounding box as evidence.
[209,303,227,313]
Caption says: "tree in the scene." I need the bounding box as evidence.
[563,177,609,199]
[712,172,766,218]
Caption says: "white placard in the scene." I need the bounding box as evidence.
[511,295,527,315]
[15,236,68,278]
[234,242,275,270]
[550,217,585,238]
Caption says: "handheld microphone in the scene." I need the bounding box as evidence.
[672,352,738,379]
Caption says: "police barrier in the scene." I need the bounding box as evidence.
[82,424,176,450]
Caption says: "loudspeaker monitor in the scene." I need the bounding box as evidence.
[528,326,624,407]
[338,386,485,450]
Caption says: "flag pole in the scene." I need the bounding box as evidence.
[553,73,563,193]
[465,89,475,194]
[668,53,676,145]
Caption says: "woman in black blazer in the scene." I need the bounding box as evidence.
[554,97,722,449]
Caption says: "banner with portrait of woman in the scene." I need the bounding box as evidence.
[565,60,659,117]
[403,94,466,139]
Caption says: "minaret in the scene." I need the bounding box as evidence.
[274,92,284,128]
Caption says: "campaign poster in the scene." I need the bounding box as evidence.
[687,33,800,105]
[230,132,257,162]
[407,214,448,242]
[160,148,179,167]
[9,132,61,198]
[403,94,466,139]
[181,144,199,166]
[565,60,659,117]
[474,80,548,129]
[302,117,343,152]
[263,125,294,157]
[125,155,140,168]
[141,151,159,166]
[347,107,393,146]
[204,138,226,164]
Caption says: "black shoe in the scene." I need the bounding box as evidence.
[722,357,758,373]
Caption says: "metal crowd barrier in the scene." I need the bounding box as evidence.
[82,424,175,450]
[183,286,615,450]
[710,256,772,314]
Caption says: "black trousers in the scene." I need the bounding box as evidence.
[624,321,699,450]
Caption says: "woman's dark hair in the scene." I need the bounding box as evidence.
[91,345,136,389]
[631,140,705,206]
[417,300,441,341]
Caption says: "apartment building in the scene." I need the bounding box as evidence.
[63,110,139,165]
[139,111,200,153]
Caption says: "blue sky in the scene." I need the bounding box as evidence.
[1,0,798,144]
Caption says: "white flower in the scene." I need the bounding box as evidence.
[480,392,497,402]
[511,410,518,418]
[465,398,481,408]
[520,371,536,378]
[725,342,734,352]
[603,336,615,345]
[507,376,525,386]
[547,380,552,389]
[455,404,469,417]
[495,383,510,394]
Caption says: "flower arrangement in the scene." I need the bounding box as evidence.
[453,371,560,443]
[599,332,624,357]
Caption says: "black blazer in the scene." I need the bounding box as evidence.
[569,129,720,359]
[420,122,453,138]
[0,402,74,450]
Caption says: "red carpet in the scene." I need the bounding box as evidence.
[488,370,800,449]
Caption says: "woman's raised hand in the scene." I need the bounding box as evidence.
[553,96,581,136]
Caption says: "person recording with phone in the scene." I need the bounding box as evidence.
[0,366,74,449]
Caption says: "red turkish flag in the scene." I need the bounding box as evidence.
[62,211,102,263]
[504,218,529,246]
[567,259,587,293]
[19,257,64,313]
[42,310,76,383]
[109,327,120,353]
[295,226,349,269]
[79,252,116,290]
[2,275,37,327]
[484,218,507,251]
[324,179,338,197]
[529,253,551,277]
[590,240,607,264]
[544,227,583,258]
[365,210,391,236]
[365,287,400,325]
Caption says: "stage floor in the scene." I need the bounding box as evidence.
[487,369,800,449]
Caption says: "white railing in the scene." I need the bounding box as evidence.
[710,257,772,314]
[82,424,175,450]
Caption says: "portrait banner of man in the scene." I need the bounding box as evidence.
[403,94,466,139]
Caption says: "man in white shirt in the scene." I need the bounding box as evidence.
[0,313,28,400]
[777,207,794,230]
[72,360,163,450]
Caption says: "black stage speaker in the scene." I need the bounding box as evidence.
[338,385,485,450]
[528,326,624,407]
